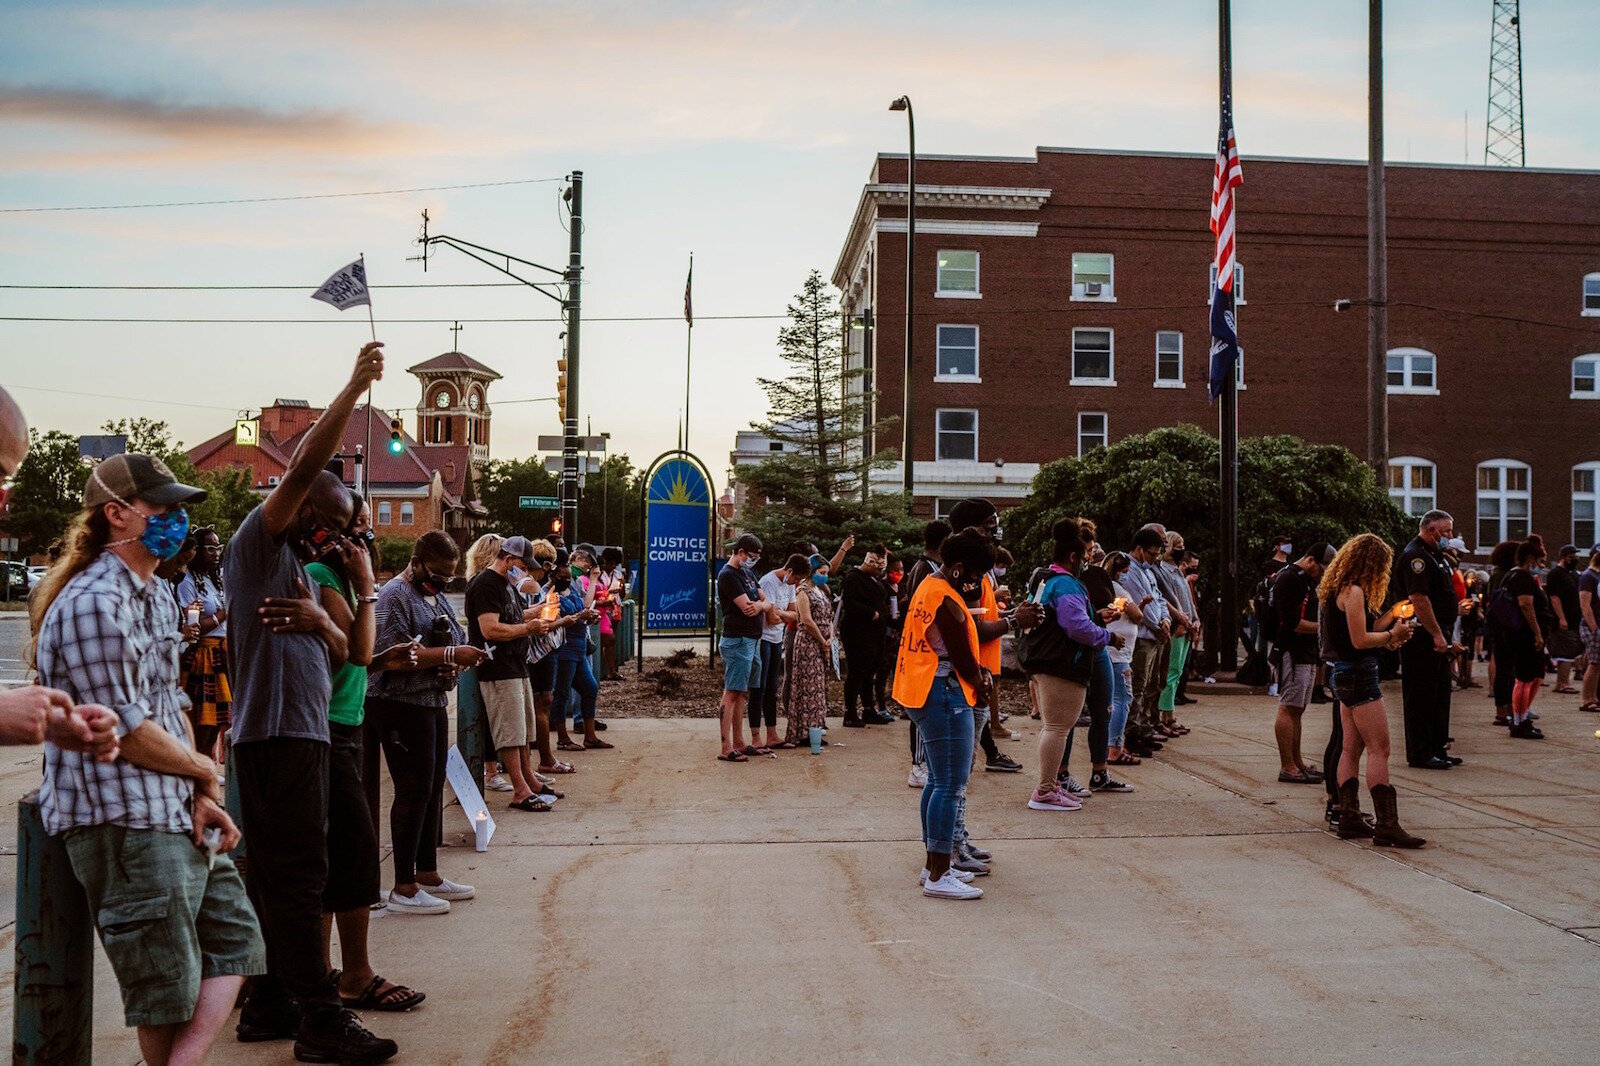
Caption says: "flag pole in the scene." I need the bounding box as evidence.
[1217,0,1241,672]
[683,253,693,454]
[362,253,376,500]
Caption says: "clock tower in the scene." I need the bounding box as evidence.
[407,350,502,464]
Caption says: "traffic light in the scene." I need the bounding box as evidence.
[388,417,404,454]
[556,358,568,425]
[550,518,562,536]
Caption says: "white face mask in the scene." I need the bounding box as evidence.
[993,566,1008,578]
[509,566,526,583]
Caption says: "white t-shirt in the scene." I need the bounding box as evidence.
[1107,580,1139,665]
[759,570,796,644]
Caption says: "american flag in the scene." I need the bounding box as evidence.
[1208,99,1243,400]
[683,256,693,328]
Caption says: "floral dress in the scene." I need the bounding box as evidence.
[784,585,833,743]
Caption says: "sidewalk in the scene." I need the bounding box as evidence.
[1,682,1596,1063]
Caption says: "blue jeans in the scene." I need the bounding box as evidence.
[556,655,599,729]
[905,676,975,855]
[1109,660,1133,747]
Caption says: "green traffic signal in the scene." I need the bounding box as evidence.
[388,438,404,454]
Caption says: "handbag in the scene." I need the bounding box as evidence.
[1549,626,1584,660]
[1016,577,1092,682]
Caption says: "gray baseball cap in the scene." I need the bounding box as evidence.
[501,535,536,564]
[83,453,206,510]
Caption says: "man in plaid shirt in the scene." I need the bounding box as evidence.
[34,452,264,1065]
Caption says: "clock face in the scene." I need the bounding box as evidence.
[434,390,452,409]
[468,393,481,411]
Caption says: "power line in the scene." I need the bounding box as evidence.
[0,282,529,291]
[6,383,241,411]
[0,314,782,324]
[0,177,565,214]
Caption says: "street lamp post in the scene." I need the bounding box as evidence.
[889,96,915,503]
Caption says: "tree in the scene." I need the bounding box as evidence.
[6,429,90,555]
[739,270,919,560]
[575,453,644,560]
[1003,424,1413,623]
[477,457,560,539]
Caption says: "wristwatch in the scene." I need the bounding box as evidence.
[357,594,379,604]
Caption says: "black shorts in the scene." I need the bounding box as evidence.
[1330,657,1382,707]
[528,654,557,695]
[1510,631,1546,683]
[323,721,381,911]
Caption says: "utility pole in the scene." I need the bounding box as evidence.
[1368,0,1389,473]
[562,171,584,541]
[1217,0,1240,672]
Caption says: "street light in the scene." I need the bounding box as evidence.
[889,95,915,503]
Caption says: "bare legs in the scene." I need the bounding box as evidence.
[1274,703,1309,774]
[720,690,749,755]
[1337,698,1391,789]
[135,975,245,1066]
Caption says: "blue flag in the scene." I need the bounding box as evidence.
[1208,284,1238,400]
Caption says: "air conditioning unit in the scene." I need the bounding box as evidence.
[1083,282,1104,297]
[267,476,281,486]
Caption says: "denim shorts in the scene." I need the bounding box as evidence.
[720,636,762,693]
[1329,657,1382,707]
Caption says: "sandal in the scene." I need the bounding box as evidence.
[536,784,565,800]
[1109,751,1142,766]
[1276,769,1319,784]
[772,741,799,749]
[583,739,615,750]
[717,750,748,762]
[340,974,426,1013]
[742,745,767,757]
[509,796,553,811]
[1554,686,1579,694]
[557,741,586,752]
[538,761,577,774]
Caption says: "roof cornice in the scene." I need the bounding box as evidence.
[833,184,1051,291]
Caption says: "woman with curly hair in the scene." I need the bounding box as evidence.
[1319,534,1426,847]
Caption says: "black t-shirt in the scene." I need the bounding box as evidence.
[1079,565,1114,611]
[465,569,531,681]
[840,568,889,635]
[1273,564,1321,664]
[717,563,763,639]
[1503,568,1554,631]
[1400,537,1457,640]
[1580,568,1600,628]
[1546,564,1581,628]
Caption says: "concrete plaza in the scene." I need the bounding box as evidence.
[1,680,1596,1063]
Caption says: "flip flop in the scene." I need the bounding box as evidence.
[536,784,565,800]
[340,974,426,1013]
[557,741,585,752]
[717,750,748,762]
[583,739,615,750]
[742,745,765,757]
[772,741,799,750]
[509,796,552,811]
[538,761,577,774]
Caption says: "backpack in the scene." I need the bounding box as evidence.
[1254,564,1293,645]
[1017,575,1093,683]
[1486,584,1525,633]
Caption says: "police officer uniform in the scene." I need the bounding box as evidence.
[1399,535,1457,768]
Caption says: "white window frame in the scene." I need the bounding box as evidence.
[935,408,978,462]
[1387,457,1437,519]
[1386,347,1439,396]
[934,324,980,381]
[1476,460,1532,549]
[1583,272,1600,317]
[1573,463,1600,549]
[934,498,963,521]
[1154,330,1184,387]
[1070,252,1116,302]
[1207,263,1246,305]
[1571,355,1600,399]
[935,249,980,299]
[400,501,415,526]
[1070,328,1116,386]
[377,501,392,525]
[1078,412,1108,456]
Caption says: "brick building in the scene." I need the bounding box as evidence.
[188,350,500,540]
[832,147,1600,553]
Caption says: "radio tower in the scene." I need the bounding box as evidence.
[1484,0,1525,166]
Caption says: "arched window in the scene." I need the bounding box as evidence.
[1387,457,1436,518]
[1573,463,1600,548]
[1386,348,1437,394]
[1571,355,1600,398]
[1477,460,1531,549]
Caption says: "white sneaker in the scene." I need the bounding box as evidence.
[919,867,976,885]
[423,877,475,901]
[922,871,984,900]
[1267,683,1279,698]
[484,774,513,793]
[386,888,450,914]
[907,765,928,788]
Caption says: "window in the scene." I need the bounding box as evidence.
[377,501,392,525]
[1386,347,1438,394]
[936,250,979,296]
[1574,464,1600,548]
[935,409,977,461]
[768,441,783,451]
[1584,273,1600,316]
[1387,457,1437,518]
[400,502,415,526]
[1071,328,1115,385]
[1071,252,1114,301]
[1208,262,1245,304]
[1572,355,1600,398]
[934,498,962,521]
[1477,460,1531,548]
[1078,413,1108,455]
[935,325,979,379]
[1155,331,1183,386]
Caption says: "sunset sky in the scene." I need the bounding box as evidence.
[3,0,1597,485]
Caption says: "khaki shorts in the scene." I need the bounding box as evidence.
[481,676,536,750]
[63,823,265,1027]
[1275,655,1316,709]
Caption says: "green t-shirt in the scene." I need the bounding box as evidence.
[305,562,367,727]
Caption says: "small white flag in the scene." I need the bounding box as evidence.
[310,258,370,310]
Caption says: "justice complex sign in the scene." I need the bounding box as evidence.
[641,452,714,631]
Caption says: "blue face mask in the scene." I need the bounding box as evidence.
[140,509,190,561]
[812,573,829,587]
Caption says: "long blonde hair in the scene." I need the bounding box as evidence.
[465,533,503,580]
[1318,533,1392,612]
[27,506,112,664]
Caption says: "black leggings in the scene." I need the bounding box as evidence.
[1324,690,1344,801]
[369,696,447,886]
[750,640,783,730]
[1491,634,1515,706]
[1062,656,1112,771]
[842,630,882,717]
[875,626,901,710]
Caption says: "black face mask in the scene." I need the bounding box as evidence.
[354,529,377,553]
[410,561,446,596]
[553,574,573,592]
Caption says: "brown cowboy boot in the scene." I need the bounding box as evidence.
[1336,778,1372,839]
[1370,784,1426,848]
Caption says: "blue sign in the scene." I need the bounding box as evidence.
[643,455,712,630]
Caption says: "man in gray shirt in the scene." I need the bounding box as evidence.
[226,342,399,1064]
[1120,526,1172,756]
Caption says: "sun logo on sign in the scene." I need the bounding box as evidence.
[649,461,709,505]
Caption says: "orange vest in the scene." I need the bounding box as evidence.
[892,575,980,708]
[978,575,1002,672]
